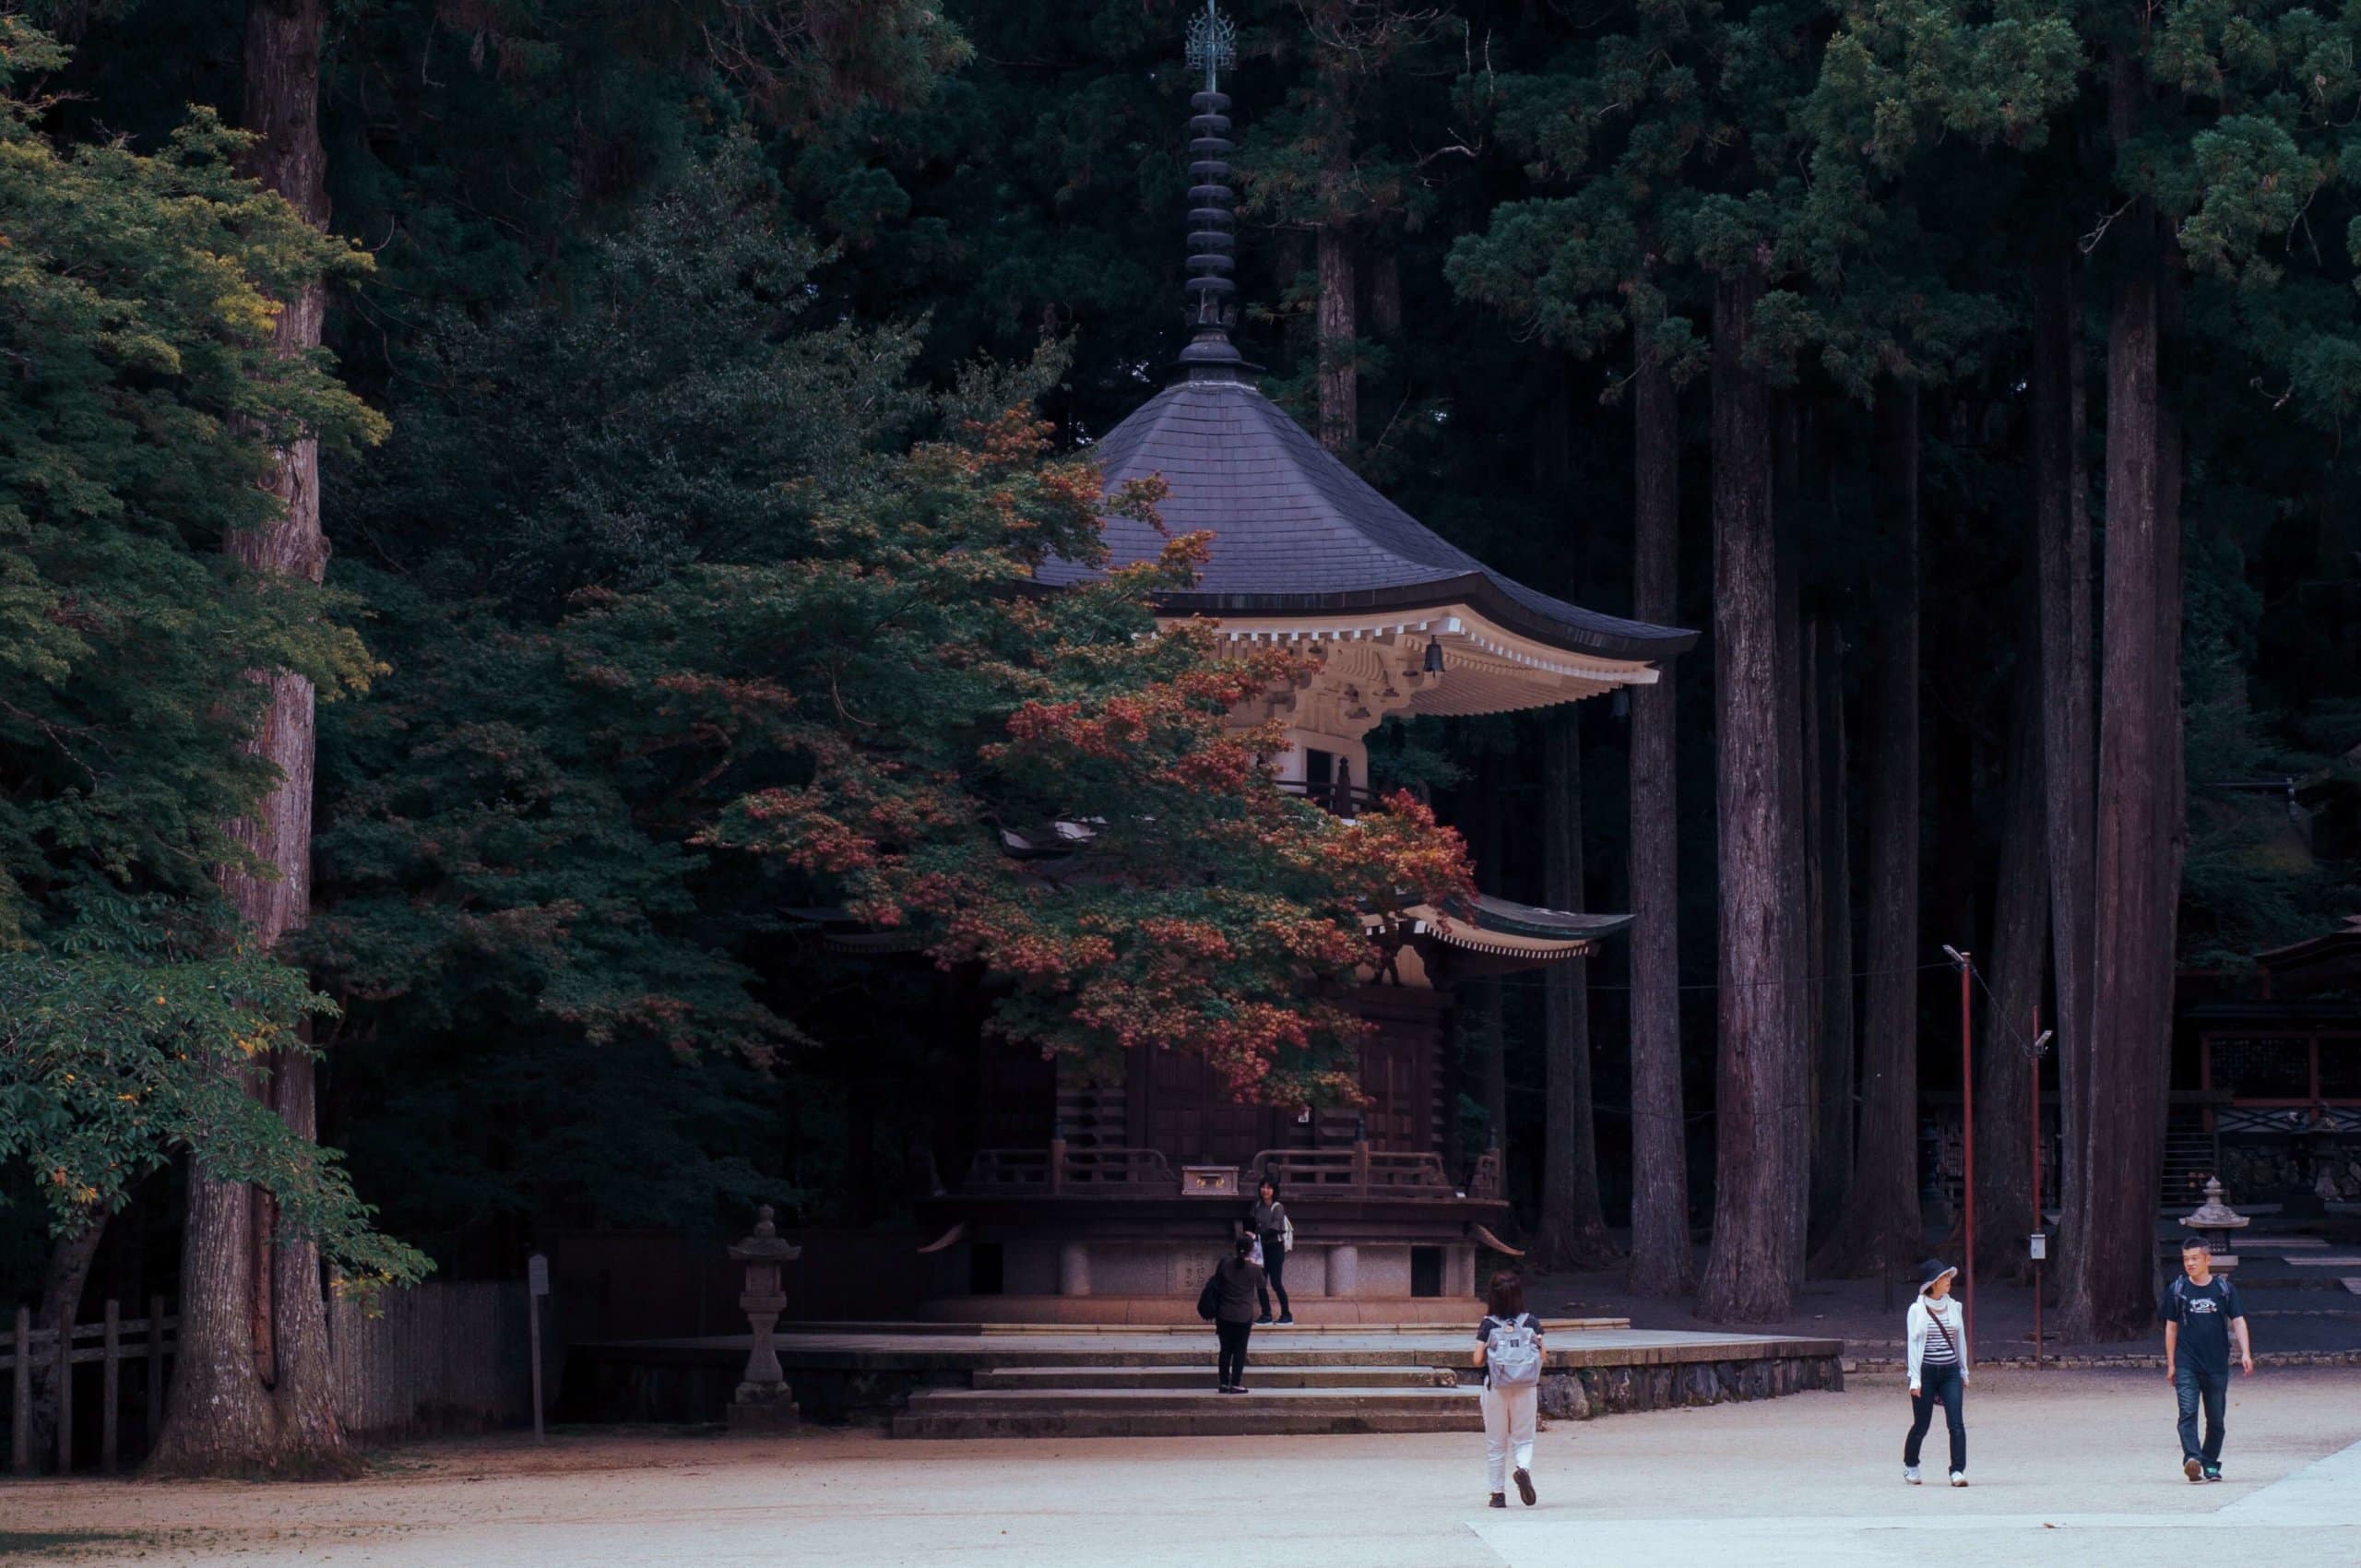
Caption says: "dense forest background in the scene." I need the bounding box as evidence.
[6,0,2361,1390]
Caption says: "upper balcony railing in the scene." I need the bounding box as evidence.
[1274,778,1380,819]
[956,1142,1498,1202]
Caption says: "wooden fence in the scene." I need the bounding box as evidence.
[5,1300,173,1477]
[328,1281,532,1442]
[5,1281,532,1474]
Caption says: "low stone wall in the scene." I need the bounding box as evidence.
[1536,1353,1843,1421]
[1845,1348,2361,1375]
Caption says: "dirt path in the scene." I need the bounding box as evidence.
[5,1367,2358,1566]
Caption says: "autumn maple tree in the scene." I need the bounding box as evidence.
[562,410,1474,1105]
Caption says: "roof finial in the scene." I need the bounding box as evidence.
[1180,1,1244,374]
[1185,0,1236,93]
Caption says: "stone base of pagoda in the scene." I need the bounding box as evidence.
[910,1294,1489,1325]
[911,1192,1507,1321]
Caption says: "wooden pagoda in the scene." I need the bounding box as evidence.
[911,14,1696,1319]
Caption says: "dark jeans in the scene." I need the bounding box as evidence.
[2176,1364,2228,1465]
[1216,1317,1253,1387]
[1256,1232,1291,1318]
[1904,1362,1966,1474]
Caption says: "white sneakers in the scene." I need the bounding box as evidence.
[1904,1465,1967,1487]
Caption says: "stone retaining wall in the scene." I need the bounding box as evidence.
[1535,1353,1844,1421]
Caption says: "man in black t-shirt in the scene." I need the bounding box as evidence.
[2159,1238,2254,1483]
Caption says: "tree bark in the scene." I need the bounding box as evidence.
[2062,53,2183,1343]
[1697,271,1808,1322]
[1813,381,1921,1285]
[1529,710,1619,1268]
[27,1210,106,1469]
[1977,620,2047,1282]
[1317,223,1357,452]
[1468,750,1511,1189]
[1370,249,1403,338]
[2031,243,2096,1300]
[1625,323,1691,1296]
[155,0,350,1478]
[1806,614,1856,1251]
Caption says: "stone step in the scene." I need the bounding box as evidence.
[892,1346,1473,1370]
[971,1362,1458,1390]
[907,1299,1632,1329]
[893,1408,1484,1439]
[892,1384,1484,1440]
[907,1385,1480,1413]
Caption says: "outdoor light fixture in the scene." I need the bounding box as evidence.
[1941,944,1968,970]
[1422,636,1444,675]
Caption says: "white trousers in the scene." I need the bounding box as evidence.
[1480,1382,1536,1493]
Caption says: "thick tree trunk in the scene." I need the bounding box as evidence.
[1977,625,2047,1282]
[1697,272,1808,1322]
[1475,975,1508,1162]
[1468,751,1512,1186]
[1806,614,1855,1251]
[28,1211,106,1469]
[2031,244,2096,1296]
[2063,57,2183,1343]
[1530,710,1619,1269]
[1813,383,1921,1285]
[1317,223,1357,452]
[1369,250,1402,338]
[1625,325,1691,1296]
[155,0,350,1478]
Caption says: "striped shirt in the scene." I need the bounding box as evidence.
[1919,1300,1963,1363]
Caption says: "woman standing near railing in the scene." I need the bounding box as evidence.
[1250,1177,1294,1324]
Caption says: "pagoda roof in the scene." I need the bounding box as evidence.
[1037,374,1696,664]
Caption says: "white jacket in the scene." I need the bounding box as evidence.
[1904,1293,1970,1390]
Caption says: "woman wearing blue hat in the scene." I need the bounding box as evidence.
[1904,1258,1970,1486]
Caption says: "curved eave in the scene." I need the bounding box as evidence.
[1152,572,1696,664]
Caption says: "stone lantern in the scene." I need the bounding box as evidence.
[2179,1177,2250,1266]
[726,1205,801,1431]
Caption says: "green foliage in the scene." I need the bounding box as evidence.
[0,903,426,1285]
[0,18,384,942]
[0,18,419,1285]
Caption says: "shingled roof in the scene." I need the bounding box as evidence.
[1036,373,1697,664]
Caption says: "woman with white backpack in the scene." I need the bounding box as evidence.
[1474,1270,1544,1508]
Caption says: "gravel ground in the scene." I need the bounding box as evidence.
[3,1366,2356,1567]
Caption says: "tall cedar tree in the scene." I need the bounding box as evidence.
[1441,3,1710,1297]
[0,18,418,1471]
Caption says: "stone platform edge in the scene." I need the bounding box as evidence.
[773,1316,1631,1336]
[1844,1348,2361,1374]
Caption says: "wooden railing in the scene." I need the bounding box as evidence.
[960,1146,1493,1201]
[963,1146,1176,1194]
[5,1299,174,1476]
[1275,778,1378,819]
[1063,1147,1177,1185]
[1250,1147,1459,1196]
